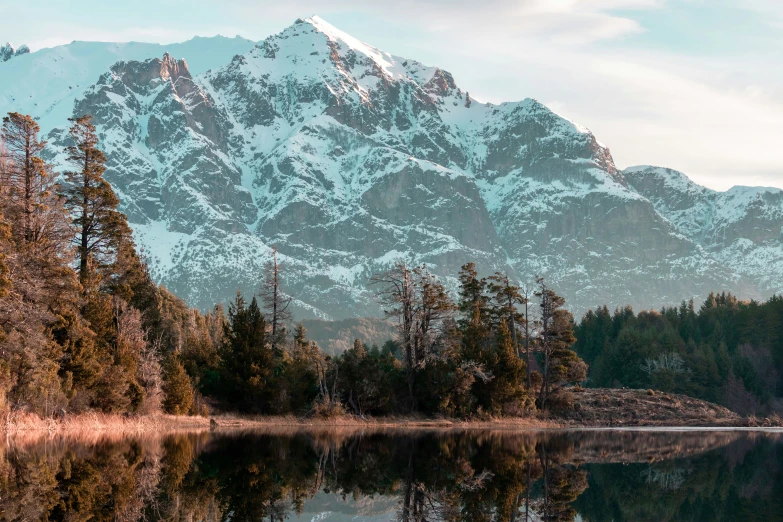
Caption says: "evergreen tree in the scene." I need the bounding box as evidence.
[488,271,526,357]
[219,293,274,412]
[457,263,489,325]
[536,277,586,409]
[293,321,308,349]
[412,265,454,366]
[487,319,527,414]
[459,297,495,413]
[163,357,194,415]
[63,115,131,284]
[1,113,55,244]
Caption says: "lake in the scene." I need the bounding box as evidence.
[1,428,781,521]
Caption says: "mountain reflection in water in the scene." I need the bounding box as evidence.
[1,429,781,521]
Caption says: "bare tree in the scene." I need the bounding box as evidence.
[115,300,163,414]
[521,284,534,389]
[260,246,292,355]
[372,261,416,410]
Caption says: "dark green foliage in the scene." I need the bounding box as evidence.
[218,294,275,412]
[575,292,783,414]
[338,339,401,415]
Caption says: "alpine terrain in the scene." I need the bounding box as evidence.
[2,16,781,319]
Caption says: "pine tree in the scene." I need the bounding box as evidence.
[535,278,586,409]
[457,263,489,325]
[163,357,194,415]
[1,113,53,244]
[220,293,274,412]
[488,319,527,414]
[412,265,454,366]
[459,300,494,412]
[63,115,131,284]
[487,272,526,356]
[260,246,292,355]
[293,321,308,349]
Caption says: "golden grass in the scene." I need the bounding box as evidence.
[2,410,211,434]
[6,385,773,444]
[2,410,562,437]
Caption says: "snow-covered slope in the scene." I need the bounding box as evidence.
[4,16,779,317]
[626,166,783,298]
[0,36,256,135]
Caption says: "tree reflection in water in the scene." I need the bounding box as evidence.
[1,429,781,521]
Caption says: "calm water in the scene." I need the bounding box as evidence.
[2,429,782,521]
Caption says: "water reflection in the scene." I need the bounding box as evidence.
[1,429,781,521]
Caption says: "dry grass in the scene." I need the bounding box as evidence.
[1,410,562,438]
[2,410,211,434]
[5,386,772,443]
[564,388,748,427]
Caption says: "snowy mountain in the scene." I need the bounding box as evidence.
[2,16,780,318]
[0,35,256,135]
[625,166,783,300]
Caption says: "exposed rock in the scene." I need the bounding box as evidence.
[0,42,30,62]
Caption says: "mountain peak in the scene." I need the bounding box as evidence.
[160,52,190,81]
[258,15,441,87]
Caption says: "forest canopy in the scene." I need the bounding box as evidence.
[575,293,783,415]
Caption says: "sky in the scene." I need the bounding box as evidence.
[2,0,782,191]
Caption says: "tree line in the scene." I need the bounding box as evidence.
[574,292,783,414]
[204,261,586,418]
[0,110,589,419]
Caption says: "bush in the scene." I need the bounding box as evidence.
[312,398,345,418]
[546,390,576,414]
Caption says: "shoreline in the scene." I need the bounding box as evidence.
[3,388,779,437]
[3,411,780,437]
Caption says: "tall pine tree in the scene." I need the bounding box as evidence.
[63,115,131,284]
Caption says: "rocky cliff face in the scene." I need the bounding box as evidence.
[6,17,780,318]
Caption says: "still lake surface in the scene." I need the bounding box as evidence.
[1,428,782,521]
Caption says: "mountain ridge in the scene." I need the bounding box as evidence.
[2,16,780,318]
